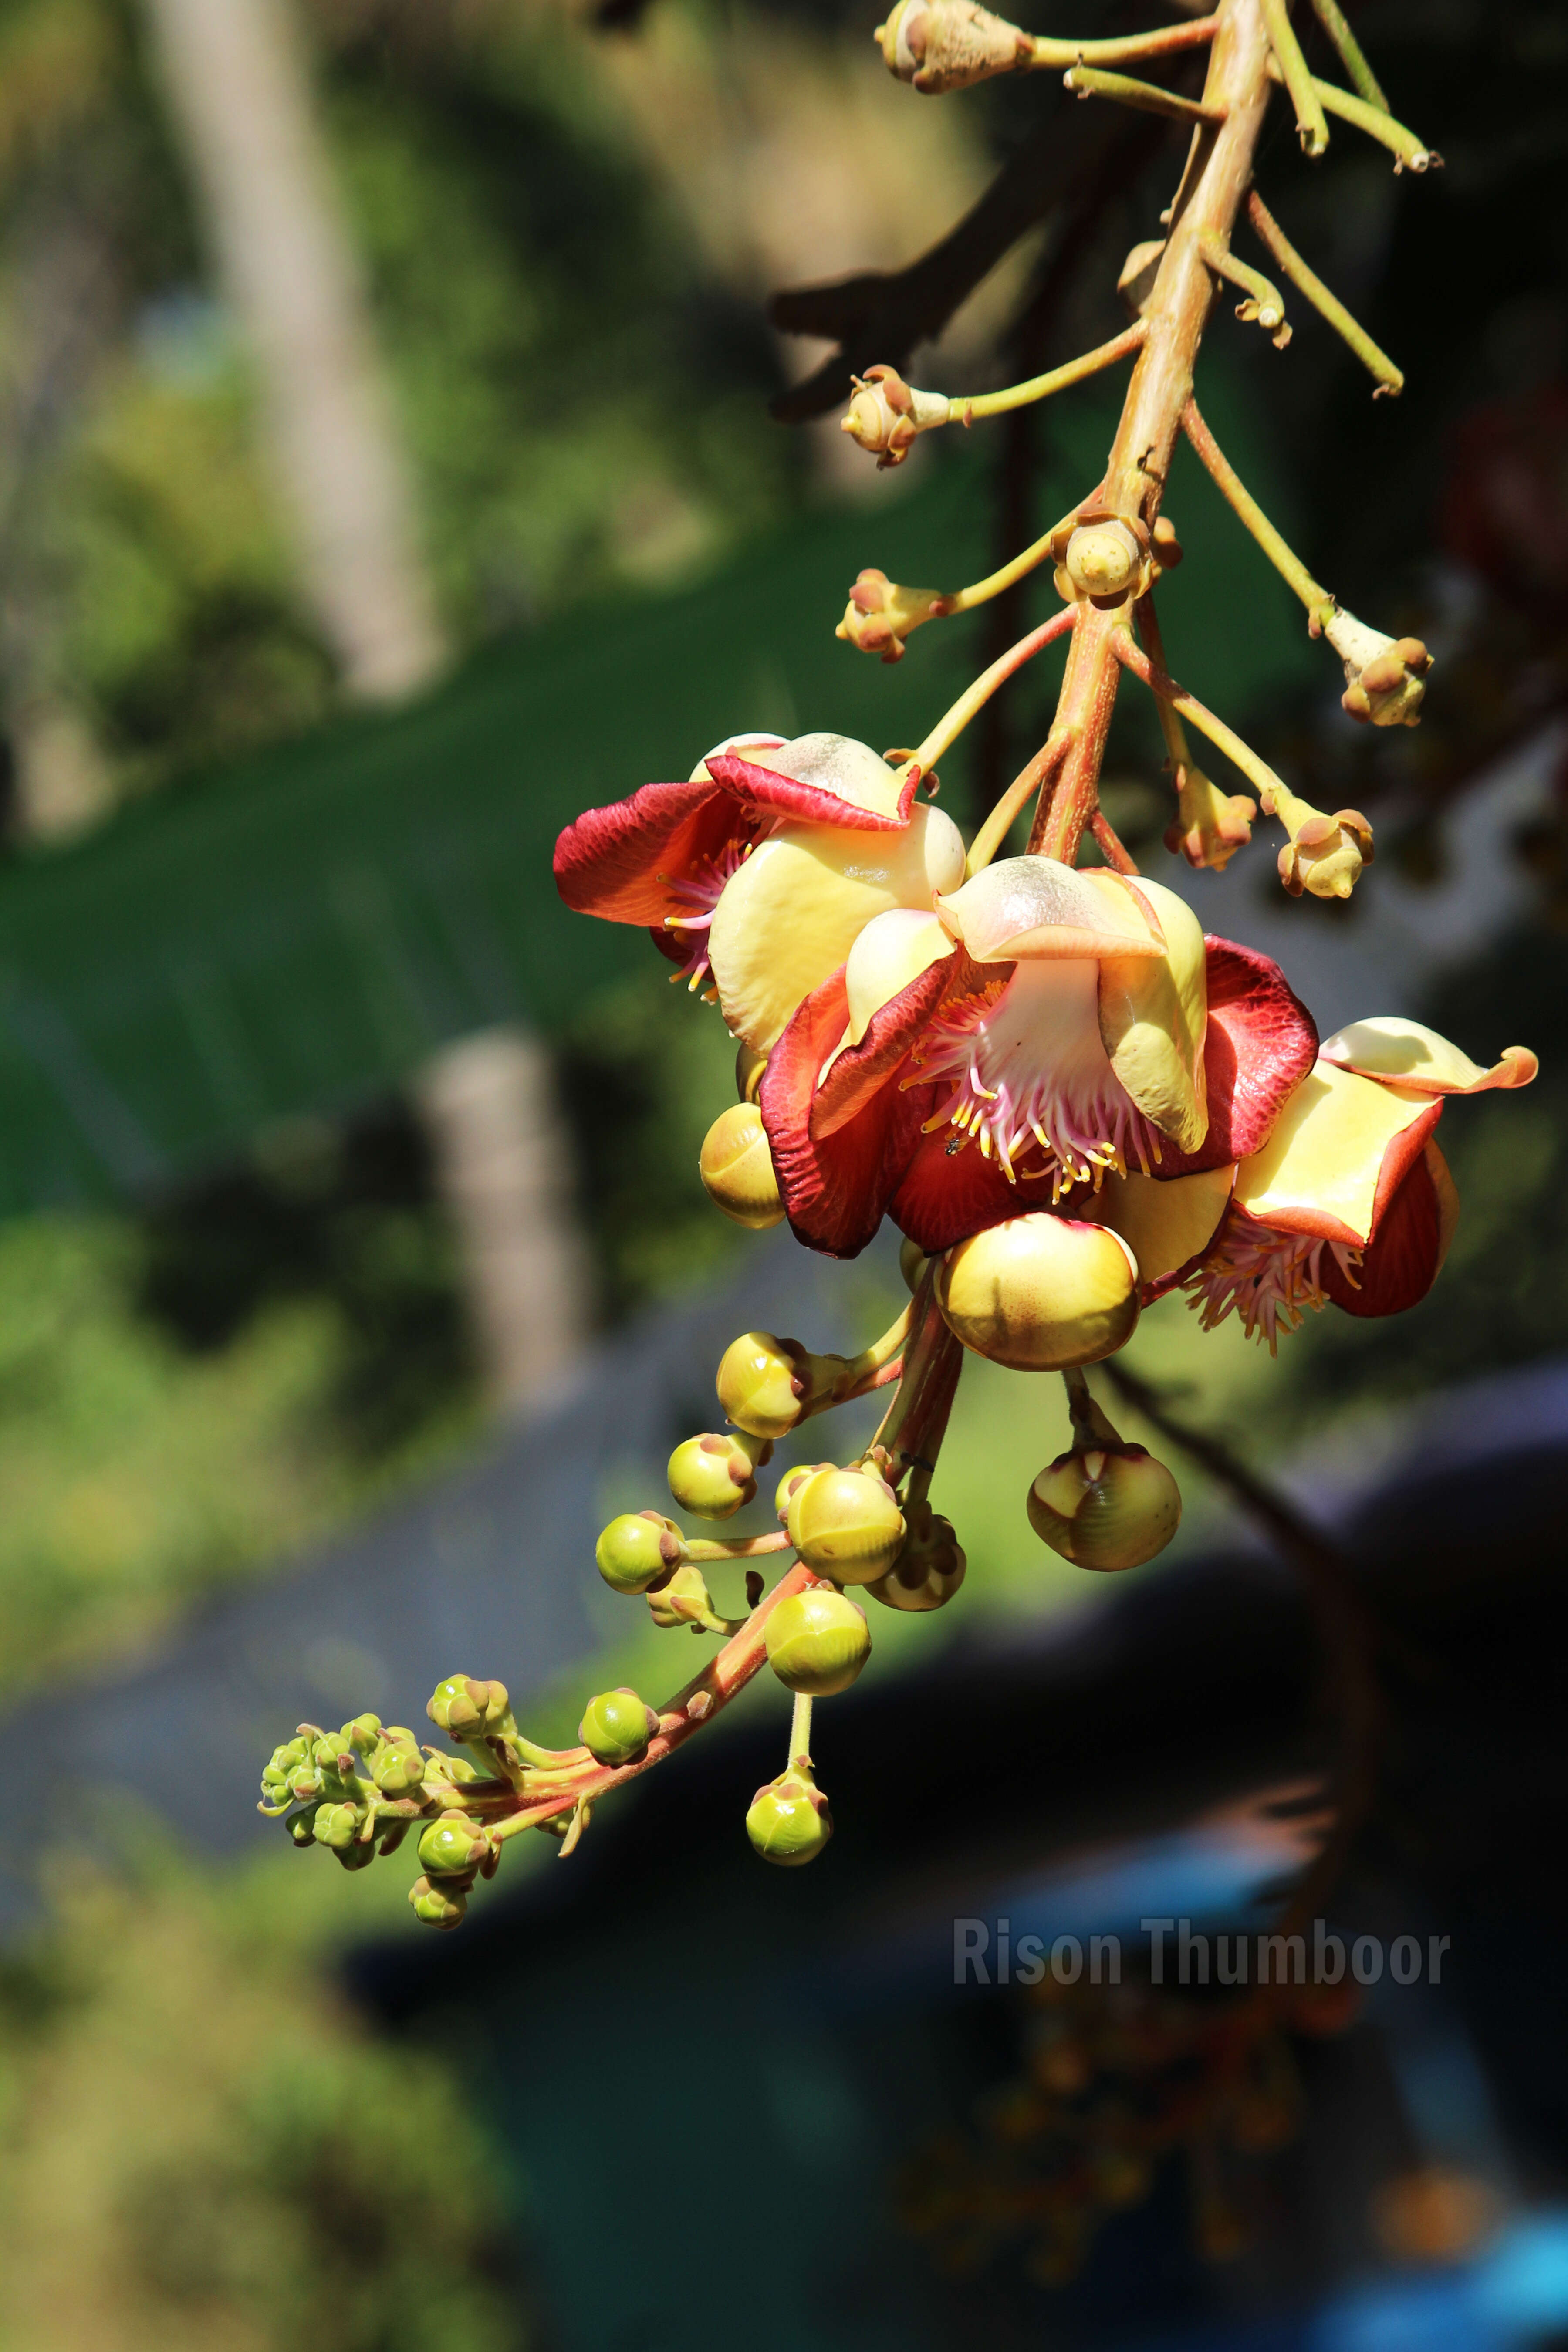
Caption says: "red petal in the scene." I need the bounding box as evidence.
[760,967,933,1258]
[1155,937,1320,1178]
[891,1132,1064,1254]
[554,780,743,925]
[1322,1112,1445,1317]
[811,953,954,1140]
[704,752,917,831]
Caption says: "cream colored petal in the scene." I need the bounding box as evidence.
[1096,877,1209,1151]
[1094,1163,1233,1283]
[844,909,953,1044]
[936,855,1163,963]
[1235,1061,1432,1244]
[709,804,963,1049]
[1319,1015,1538,1095]
[759,731,911,820]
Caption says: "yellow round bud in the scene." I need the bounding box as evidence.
[717,1331,813,1439]
[866,1499,967,1611]
[937,1215,1139,1371]
[667,1431,765,1520]
[1064,520,1142,602]
[787,1466,906,1585]
[774,1460,834,1525]
[699,1103,784,1230]
[899,1233,931,1294]
[1026,1443,1180,1571]
[745,1768,833,1867]
[764,1588,872,1696]
[595,1510,685,1594]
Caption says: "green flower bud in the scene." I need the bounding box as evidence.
[334,1837,378,1872]
[746,1767,833,1867]
[867,1500,967,1612]
[646,1563,721,1631]
[764,1588,871,1696]
[578,1686,659,1766]
[426,1676,511,1738]
[260,1734,312,1812]
[595,1511,685,1595]
[774,1460,833,1526]
[372,1734,428,1796]
[417,1815,490,1877]
[410,1874,467,1930]
[716,1331,845,1441]
[313,1801,363,1851]
[786,1466,905,1585]
[339,1713,382,1755]
[667,1431,767,1521]
[1026,1443,1181,1571]
[699,1102,785,1230]
[287,1806,320,1846]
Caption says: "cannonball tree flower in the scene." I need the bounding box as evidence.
[759,855,1317,1258]
[553,731,964,1048]
[1184,1017,1538,1350]
[256,4,1508,1936]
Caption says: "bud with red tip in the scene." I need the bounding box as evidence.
[746,1763,834,1865]
[668,1429,770,1521]
[1326,609,1432,728]
[835,569,951,663]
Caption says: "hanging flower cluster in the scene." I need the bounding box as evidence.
[257,0,1533,1924]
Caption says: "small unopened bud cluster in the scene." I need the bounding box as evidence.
[1165,760,1256,873]
[1263,781,1375,901]
[837,569,953,663]
[259,1713,430,1869]
[841,366,953,467]
[877,0,1033,94]
[1050,510,1154,608]
[1325,609,1432,727]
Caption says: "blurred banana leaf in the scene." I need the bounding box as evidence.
[0,378,1308,1214]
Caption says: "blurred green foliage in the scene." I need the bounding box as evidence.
[0,0,798,801]
[0,1107,480,1700]
[0,1851,527,2352]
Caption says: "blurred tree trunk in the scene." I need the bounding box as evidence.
[0,203,119,840]
[143,0,595,1413]
[141,0,445,700]
[416,1030,591,1416]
